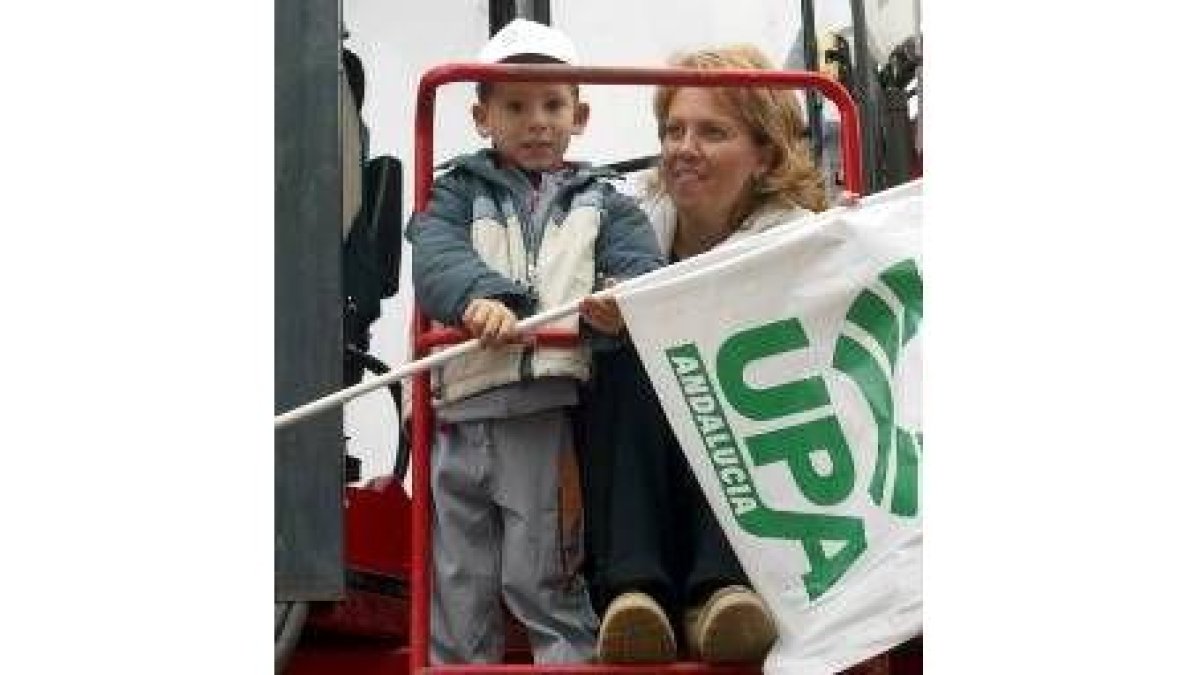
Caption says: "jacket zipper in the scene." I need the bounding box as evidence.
[514,177,540,383]
[513,171,571,383]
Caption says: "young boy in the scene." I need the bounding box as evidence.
[406,19,664,664]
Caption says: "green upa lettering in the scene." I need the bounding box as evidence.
[715,319,831,421]
[665,342,865,600]
[715,318,857,508]
[745,414,855,506]
[656,259,924,599]
[740,508,866,599]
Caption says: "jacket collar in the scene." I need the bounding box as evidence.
[643,187,811,257]
[438,148,617,195]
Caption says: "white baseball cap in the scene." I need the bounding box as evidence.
[477,18,579,65]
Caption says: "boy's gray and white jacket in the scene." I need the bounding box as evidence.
[407,149,664,412]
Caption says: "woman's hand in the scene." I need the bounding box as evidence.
[462,298,521,347]
[580,293,625,336]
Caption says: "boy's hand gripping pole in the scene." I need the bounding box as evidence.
[273,294,608,430]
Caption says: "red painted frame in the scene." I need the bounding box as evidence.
[409,63,863,675]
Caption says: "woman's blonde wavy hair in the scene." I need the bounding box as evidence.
[651,44,828,217]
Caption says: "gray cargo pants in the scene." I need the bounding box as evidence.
[431,407,598,664]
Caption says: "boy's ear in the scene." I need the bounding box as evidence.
[472,102,491,138]
[571,101,590,135]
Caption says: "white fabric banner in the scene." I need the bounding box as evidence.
[615,180,923,674]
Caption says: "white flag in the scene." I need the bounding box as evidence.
[615,180,923,674]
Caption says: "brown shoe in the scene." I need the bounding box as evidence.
[597,591,677,663]
[685,585,777,663]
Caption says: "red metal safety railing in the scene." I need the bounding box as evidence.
[409,63,863,675]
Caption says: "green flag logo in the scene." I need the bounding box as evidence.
[831,259,923,517]
[663,258,922,600]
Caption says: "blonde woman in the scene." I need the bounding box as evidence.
[579,44,829,665]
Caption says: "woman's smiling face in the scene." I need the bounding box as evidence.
[659,87,770,228]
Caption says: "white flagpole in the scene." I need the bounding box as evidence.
[273,189,888,431]
[274,296,596,430]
